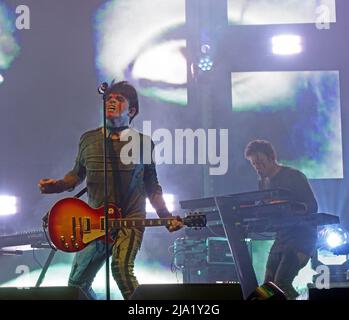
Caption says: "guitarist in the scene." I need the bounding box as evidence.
[38,81,183,300]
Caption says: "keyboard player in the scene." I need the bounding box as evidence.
[245,140,318,299]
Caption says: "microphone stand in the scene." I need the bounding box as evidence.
[99,83,111,301]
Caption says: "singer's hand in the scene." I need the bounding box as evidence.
[38,178,61,194]
[167,216,183,232]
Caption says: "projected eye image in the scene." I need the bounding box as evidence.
[231,70,343,179]
[0,3,20,84]
[228,0,336,25]
[94,0,187,106]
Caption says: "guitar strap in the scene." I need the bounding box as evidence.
[75,186,88,198]
[107,133,144,219]
[122,139,144,215]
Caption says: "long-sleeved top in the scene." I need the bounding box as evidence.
[259,165,318,255]
[62,128,171,219]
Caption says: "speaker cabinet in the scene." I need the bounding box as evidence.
[0,286,89,300]
[130,283,243,300]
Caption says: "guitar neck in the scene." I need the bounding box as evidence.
[108,217,174,229]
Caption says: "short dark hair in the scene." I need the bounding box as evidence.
[244,140,277,160]
[105,80,139,123]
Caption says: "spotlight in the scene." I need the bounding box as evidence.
[272,35,302,55]
[0,74,4,84]
[197,56,213,72]
[327,230,346,248]
[0,195,18,216]
[318,226,348,250]
[312,226,349,285]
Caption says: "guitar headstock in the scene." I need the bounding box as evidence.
[183,212,207,229]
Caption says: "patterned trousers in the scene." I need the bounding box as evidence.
[68,227,143,300]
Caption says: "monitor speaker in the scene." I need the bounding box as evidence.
[0,286,89,300]
[130,283,243,300]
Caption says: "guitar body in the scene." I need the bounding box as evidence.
[48,198,120,253]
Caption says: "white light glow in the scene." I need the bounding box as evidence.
[326,231,345,248]
[0,261,180,300]
[96,0,186,80]
[0,74,4,84]
[228,0,336,25]
[132,40,187,84]
[272,35,302,55]
[231,71,299,110]
[0,195,18,216]
[146,194,175,213]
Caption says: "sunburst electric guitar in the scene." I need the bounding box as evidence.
[47,197,206,253]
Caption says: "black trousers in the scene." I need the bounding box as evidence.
[264,241,311,299]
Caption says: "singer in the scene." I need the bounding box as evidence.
[38,80,183,300]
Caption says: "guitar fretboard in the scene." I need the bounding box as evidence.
[101,218,173,230]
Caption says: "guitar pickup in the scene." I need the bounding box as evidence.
[82,217,91,233]
[72,217,76,240]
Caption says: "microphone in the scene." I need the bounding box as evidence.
[97,82,109,95]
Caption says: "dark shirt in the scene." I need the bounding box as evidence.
[259,166,318,255]
[63,128,170,219]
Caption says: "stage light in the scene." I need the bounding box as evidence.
[325,228,347,248]
[312,225,349,284]
[0,74,4,84]
[146,193,175,214]
[318,226,348,250]
[198,56,213,71]
[272,35,302,55]
[0,195,18,216]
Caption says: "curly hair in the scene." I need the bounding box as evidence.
[244,140,277,160]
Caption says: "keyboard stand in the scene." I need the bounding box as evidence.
[35,248,57,287]
[215,195,259,299]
